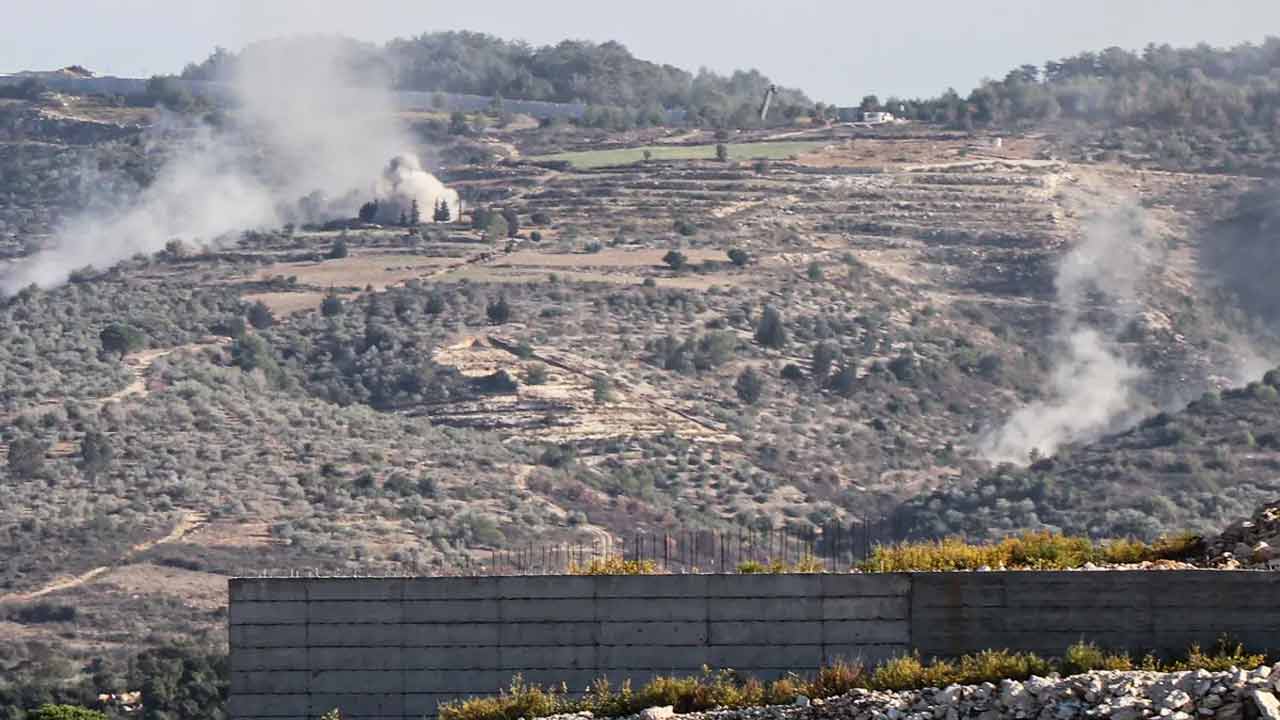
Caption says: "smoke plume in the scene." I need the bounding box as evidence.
[374,154,460,225]
[0,35,454,294]
[981,205,1157,463]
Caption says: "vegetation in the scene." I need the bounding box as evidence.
[860,531,1203,572]
[438,641,1269,720]
[181,33,812,128]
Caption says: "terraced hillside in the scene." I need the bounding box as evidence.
[0,118,1274,668]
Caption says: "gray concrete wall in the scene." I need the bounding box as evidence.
[228,571,1280,720]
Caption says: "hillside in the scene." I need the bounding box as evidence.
[1,32,1280,717]
[178,33,813,127]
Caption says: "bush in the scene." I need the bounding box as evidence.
[727,248,751,267]
[568,557,658,575]
[486,296,512,324]
[100,322,146,357]
[593,375,616,403]
[320,293,344,317]
[248,301,275,330]
[754,305,788,348]
[673,219,698,236]
[662,250,688,271]
[30,706,108,720]
[525,364,549,385]
[326,238,349,259]
[1061,641,1133,675]
[8,436,48,478]
[862,531,1204,572]
[435,639,1272,720]
[715,143,729,162]
[734,367,765,405]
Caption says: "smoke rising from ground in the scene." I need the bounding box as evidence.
[374,154,460,225]
[0,35,453,294]
[981,205,1157,464]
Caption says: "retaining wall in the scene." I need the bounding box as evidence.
[228,571,1280,720]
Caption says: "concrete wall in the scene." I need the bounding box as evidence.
[228,571,1280,720]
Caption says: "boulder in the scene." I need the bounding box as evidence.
[639,706,675,720]
[1250,690,1280,720]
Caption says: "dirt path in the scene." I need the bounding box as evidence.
[0,511,207,604]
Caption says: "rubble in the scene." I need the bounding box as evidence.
[1205,501,1280,569]
[542,667,1280,720]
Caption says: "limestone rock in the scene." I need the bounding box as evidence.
[639,706,675,720]
[1249,690,1280,720]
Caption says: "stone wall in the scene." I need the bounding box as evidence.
[228,571,1280,720]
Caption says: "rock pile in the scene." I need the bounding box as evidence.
[550,666,1280,720]
[1206,500,1280,569]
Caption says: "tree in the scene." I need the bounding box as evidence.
[409,199,421,226]
[433,198,452,223]
[734,367,765,405]
[431,92,447,110]
[425,292,446,315]
[31,706,107,720]
[727,248,751,267]
[449,111,470,135]
[358,200,378,222]
[812,341,839,378]
[662,250,688,271]
[643,149,653,162]
[673,219,698,236]
[80,431,113,480]
[320,293,344,317]
[480,212,509,239]
[8,436,47,478]
[248,301,275,330]
[888,353,917,383]
[326,237,348,259]
[398,210,408,227]
[807,261,824,281]
[715,143,730,162]
[100,323,145,358]
[531,211,551,226]
[231,334,278,376]
[486,295,511,324]
[592,375,616,403]
[754,305,788,348]
[501,208,520,237]
[828,364,857,397]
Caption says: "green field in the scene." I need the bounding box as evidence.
[528,140,830,169]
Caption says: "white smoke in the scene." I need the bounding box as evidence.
[981,204,1157,463]
[374,154,460,225]
[0,35,455,293]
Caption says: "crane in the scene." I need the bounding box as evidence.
[758,84,777,122]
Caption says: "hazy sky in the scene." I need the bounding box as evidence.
[4,0,1278,102]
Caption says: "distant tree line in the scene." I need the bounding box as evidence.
[178,33,812,128]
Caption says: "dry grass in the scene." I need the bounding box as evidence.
[861,531,1203,572]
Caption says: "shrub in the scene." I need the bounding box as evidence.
[320,293,344,317]
[531,211,552,226]
[592,375,616,403]
[1167,638,1266,672]
[863,531,1206,572]
[673,219,698,236]
[487,296,512,324]
[662,250,688,271]
[100,322,146,357]
[568,557,658,575]
[525,364,549,385]
[30,706,107,720]
[7,436,48,478]
[780,363,804,381]
[734,367,765,405]
[439,676,568,720]
[754,305,788,348]
[1061,641,1133,675]
[727,248,751,267]
[248,301,275,329]
[715,143,730,162]
[326,237,349,259]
